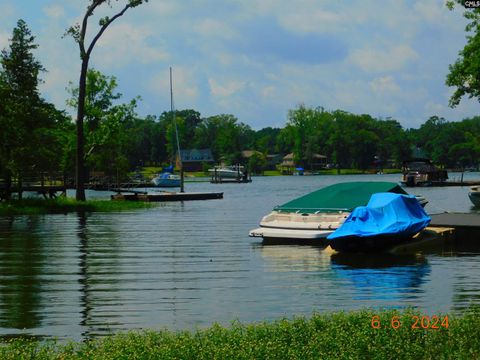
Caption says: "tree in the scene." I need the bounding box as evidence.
[67,69,140,179]
[193,114,252,163]
[0,20,50,199]
[66,0,148,201]
[446,1,480,107]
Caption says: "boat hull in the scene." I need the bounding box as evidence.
[152,174,181,187]
[153,180,181,187]
[209,169,243,179]
[330,233,417,253]
[469,191,480,207]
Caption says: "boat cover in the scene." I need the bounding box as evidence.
[160,173,173,179]
[162,165,174,173]
[275,182,407,213]
[327,193,431,240]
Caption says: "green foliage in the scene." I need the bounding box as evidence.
[409,115,480,167]
[0,20,70,199]
[248,152,267,174]
[446,1,480,107]
[193,114,253,163]
[1,308,480,359]
[67,69,140,179]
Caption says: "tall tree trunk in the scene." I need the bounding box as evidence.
[18,176,22,200]
[75,59,88,201]
[4,170,12,201]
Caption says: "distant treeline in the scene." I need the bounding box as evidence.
[1,20,480,196]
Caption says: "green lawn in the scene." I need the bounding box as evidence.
[1,307,478,359]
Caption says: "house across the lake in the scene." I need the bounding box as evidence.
[280,153,328,174]
[177,149,214,172]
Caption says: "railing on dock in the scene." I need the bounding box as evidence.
[0,172,68,199]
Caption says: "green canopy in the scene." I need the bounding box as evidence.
[274,182,407,213]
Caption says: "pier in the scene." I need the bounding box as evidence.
[111,191,223,202]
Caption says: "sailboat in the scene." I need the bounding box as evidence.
[112,67,223,202]
[151,67,185,191]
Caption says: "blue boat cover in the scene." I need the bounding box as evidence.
[162,165,174,173]
[327,193,431,240]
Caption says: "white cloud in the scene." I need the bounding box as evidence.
[349,45,419,73]
[193,19,238,39]
[208,78,246,98]
[149,67,199,105]
[414,0,446,23]
[279,9,344,34]
[424,101,445,115]
[0,31,9,50]
[261,85,277,99]
[96,23,168,67]
[369,76,401,93]
[43,5,65,19]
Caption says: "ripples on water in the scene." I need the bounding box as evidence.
[1,173,480,340]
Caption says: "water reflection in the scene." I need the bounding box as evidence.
[2,176,480,339]
[0,217,44,333]
[256,245,331,272]
[76,212,122,338]
[77,212,92,339]
[330,253,430,302]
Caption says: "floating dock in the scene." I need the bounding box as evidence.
[429,180,480,187]
[388,227,455,254]
[210,178,252,184]
[111,191,223,202]
[429,212,480,239]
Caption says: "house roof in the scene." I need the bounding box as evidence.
[179,149,214,162]
[241,150,263,158]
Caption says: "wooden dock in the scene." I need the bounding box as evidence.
[111,191,223,202]
[0,185,67,199]
[430,212,480,228]
[388,227,455,254]
[430,180,480,187]
[210,178,252,184]
[429,212,480,240]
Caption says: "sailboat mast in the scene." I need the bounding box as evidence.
[170,67,184,192]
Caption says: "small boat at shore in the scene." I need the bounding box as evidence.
[249,182,427,243]
[469,185,480,207]
[401,159,448,187]
[327,193,431,253]
[152,172,181,187]
[208,165,245,179]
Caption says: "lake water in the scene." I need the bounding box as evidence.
[1,173,480,341]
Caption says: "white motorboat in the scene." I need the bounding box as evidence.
[209,165,244,179]
[249,182,428,243]
[468,185,480,207]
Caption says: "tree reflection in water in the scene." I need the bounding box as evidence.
[0,217,44,333]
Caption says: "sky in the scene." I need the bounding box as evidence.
[0,0,478,130]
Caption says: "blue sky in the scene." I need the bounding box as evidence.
[0,0,478,129]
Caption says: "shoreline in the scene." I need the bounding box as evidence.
[0,198,153,216]
[0,307,478,359]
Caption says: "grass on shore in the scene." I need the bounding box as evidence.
[0,197,153,216]
[1,307,479,359]
[262,168,401,176]
[141,167,402,178]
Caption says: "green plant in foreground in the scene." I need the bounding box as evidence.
[0,308,479,359]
